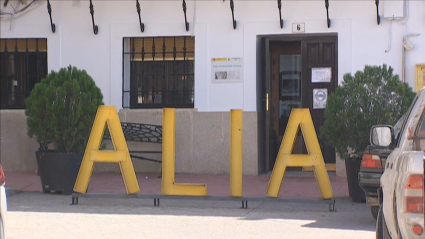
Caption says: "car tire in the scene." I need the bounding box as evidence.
[0,216,4,239]
[394,198,403,239]
[376,205,384,239]
[382,207,391,239]
[371,206,379,220]
[376,205,391,239]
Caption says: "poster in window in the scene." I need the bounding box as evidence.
[281,72,300,96]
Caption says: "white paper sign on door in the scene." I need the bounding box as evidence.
[311,67,332,83]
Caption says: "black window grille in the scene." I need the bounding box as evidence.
[123,36,194,109]
[0,38,48,109]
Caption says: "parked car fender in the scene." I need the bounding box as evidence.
[0,165,6,239]
[375,87,425,239]
[381,148,400,238]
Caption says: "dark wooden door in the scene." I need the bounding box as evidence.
[262,34,338,172]
[261,38,273,172]
[301,37,338,164]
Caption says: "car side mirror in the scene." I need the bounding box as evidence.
[370,125,394,147]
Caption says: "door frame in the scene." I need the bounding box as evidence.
[259,33,338,172]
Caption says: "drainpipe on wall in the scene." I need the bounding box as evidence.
[402,44,406,82]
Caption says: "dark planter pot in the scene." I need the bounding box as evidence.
[35,150,83,195]
[345,158,366,203]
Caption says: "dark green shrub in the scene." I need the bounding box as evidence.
[25,66,104,153]
[320,64,415,160]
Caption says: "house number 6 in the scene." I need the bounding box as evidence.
[292,23,305,33]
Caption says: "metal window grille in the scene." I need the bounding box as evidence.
[122,36,194,109]
[0,38,48,109]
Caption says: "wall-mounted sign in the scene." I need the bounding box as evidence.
[292,23,305,33]
[313,88,327,109]
[211,58,243,83]
[415,64,425,92]
[311,67,332,83]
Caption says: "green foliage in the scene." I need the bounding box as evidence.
[25,66,104,153]
[320,64,415,160]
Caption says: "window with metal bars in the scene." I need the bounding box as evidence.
[0,38,48,109]
[123,36,194,109]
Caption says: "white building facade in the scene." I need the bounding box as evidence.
[1,0,424,176]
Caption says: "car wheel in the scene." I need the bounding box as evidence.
[376,205,384,239]
[394,198,403,239]
[371,206,379,220]
[0,216,4,239]
[376,205,391,239]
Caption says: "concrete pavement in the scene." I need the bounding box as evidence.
[5,191,375,239]
[4,171,378,239]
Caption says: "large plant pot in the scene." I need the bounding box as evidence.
[35,151,83,195]
[345,158,366,203]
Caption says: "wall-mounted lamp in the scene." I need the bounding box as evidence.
[230,0,237,29]
[136,0,145,32]
[325,0,331,28]
[375,0,380,25]
[89,0,98,34]
[46,0,55,33]
[182,0,189,31]
[277,0,283,28]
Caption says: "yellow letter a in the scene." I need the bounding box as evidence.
[266,109,333,199]
[74,106,140,194]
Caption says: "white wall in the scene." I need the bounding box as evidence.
[1,0,424,111]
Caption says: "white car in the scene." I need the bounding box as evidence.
[0,164,6,239]
[374,87,425,239]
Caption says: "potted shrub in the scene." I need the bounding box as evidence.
[25,66,103,195]
[320,64,415,202]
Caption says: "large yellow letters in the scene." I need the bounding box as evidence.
[267,109,333,199]
[75,107,332,199]
[73,106,140,194]
[162,108,207,196]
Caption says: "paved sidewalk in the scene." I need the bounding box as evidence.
[4,170,349,198]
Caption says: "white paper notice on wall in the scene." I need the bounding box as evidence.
[311,67,332,83]
[211,58,243,83]
[313,89,328,109]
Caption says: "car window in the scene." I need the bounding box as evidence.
[412,107,425,151]
[416,110,425,138]
[396,96,419,146]
[393,114,406,140]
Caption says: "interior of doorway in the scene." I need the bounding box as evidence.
[269,41,305,171]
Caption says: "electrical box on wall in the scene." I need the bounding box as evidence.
[415,64,425,92]
[383,0,404,19]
